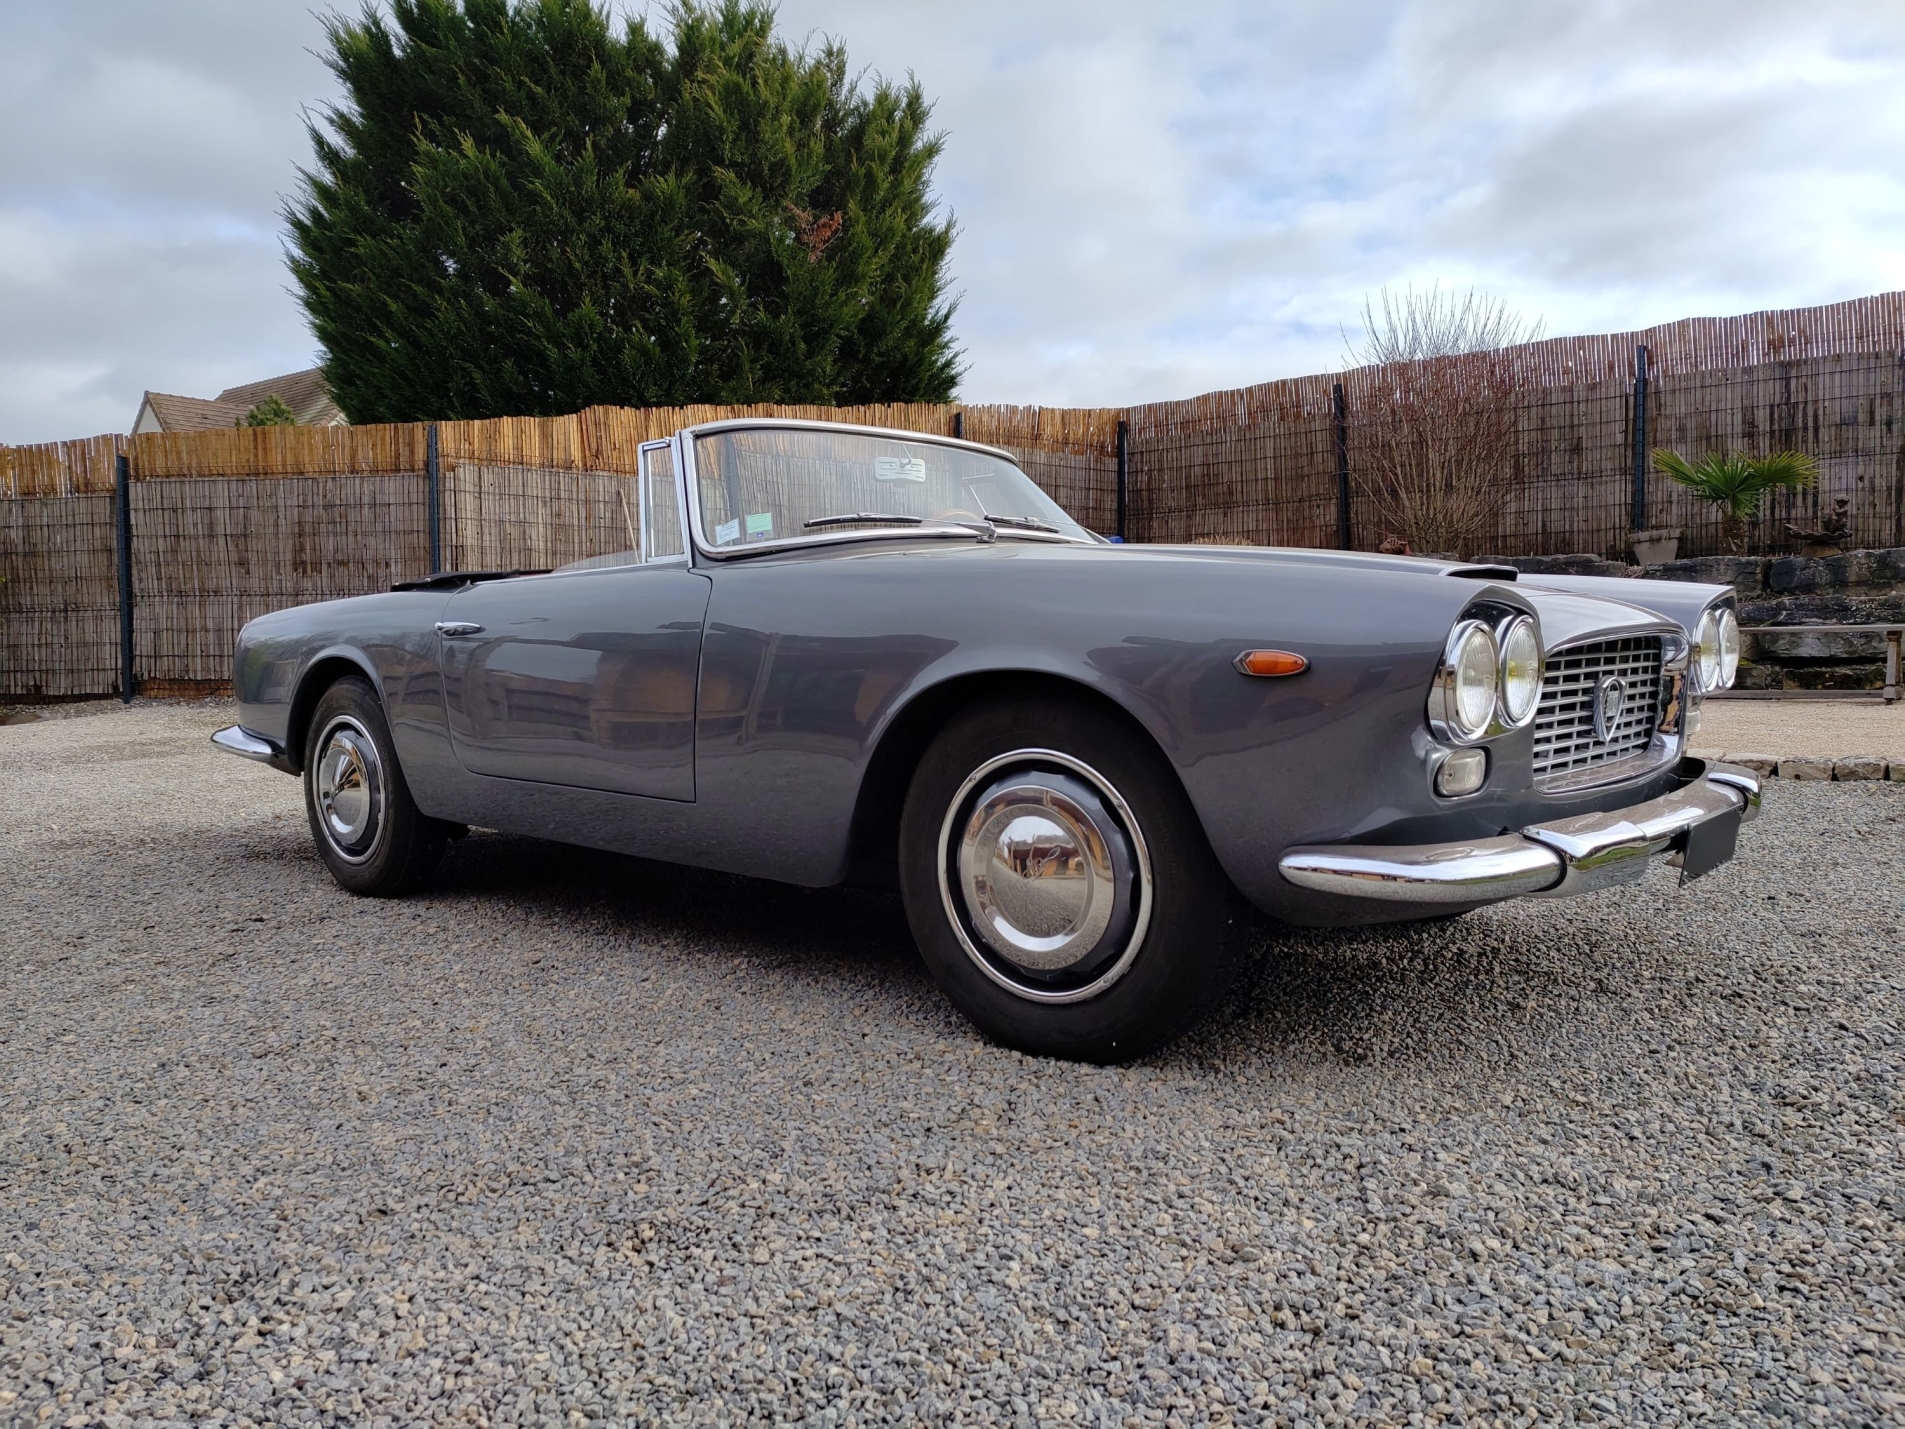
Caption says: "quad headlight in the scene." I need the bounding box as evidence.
[1430,611,1544,747]
[1694,607,1739,691]
[1447,621,1500,740]
[1498,616,1543,726]
[1718,607,1741,687]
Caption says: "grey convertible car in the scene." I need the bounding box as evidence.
[215,419,1758,1060]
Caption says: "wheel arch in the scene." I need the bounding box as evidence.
[843,669,1190,889]
[285,650,384,773]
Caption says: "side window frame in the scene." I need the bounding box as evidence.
[637,438,690,566]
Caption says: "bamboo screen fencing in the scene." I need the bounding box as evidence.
[3,291,1903,699]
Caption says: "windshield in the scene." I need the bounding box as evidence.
[691,426,1094,551]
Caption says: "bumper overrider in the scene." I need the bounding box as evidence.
[1278,759,1760,906]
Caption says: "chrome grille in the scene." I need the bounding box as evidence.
[1532,635,1665,786]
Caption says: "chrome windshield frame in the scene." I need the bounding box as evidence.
[677,419,1100,562]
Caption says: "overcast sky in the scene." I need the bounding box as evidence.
[2,0,1901,443]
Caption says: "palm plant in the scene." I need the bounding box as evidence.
[1650,448,1818,553]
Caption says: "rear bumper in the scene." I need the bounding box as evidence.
[1278,760,1760,906]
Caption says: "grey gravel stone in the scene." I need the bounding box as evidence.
[1834,754,1889,781]
[1719,751,1779,775]
[1778,755,1835,780]
[4,703,1903,1426]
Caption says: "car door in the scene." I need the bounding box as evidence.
[437,440,710,801]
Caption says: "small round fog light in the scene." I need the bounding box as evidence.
[1435,747,1488,798]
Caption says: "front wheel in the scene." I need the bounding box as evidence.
[302,676,447,896]
[898,695,1242,1062]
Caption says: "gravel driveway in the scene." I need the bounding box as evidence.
[1698,698,1905,761]
[3,703,1901,1426]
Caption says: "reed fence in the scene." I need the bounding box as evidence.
[3,292,1903,699]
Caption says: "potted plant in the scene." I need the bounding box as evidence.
[1786,497,1850,558]
[1649,448,1819,554]
[1630,527,1681,564]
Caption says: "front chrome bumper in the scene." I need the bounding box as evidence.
[211,724,295,775]
[1278,761,1760,906]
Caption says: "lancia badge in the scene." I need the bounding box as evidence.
[1592,674,1627,741]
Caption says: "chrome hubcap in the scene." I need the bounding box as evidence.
[938,750,1151,1004]
[313,717,383,862]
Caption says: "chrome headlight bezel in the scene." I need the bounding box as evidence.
[1428,618,1502,744]
[1694,607,1725,692]
[1717,607,1741,688]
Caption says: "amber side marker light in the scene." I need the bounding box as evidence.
[1235,649,1308,677]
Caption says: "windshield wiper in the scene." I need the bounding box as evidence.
[803,512,925,530]
[981,513,1062,534]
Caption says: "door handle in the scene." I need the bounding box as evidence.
[435,621,485,637]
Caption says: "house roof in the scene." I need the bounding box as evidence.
[132,367,345,434]
[215,369,343,427]
[135,391,252,433]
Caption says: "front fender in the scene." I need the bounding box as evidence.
[692,545,1482,889]
[231,591,453,801]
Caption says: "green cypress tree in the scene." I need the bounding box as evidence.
[287,0,963,422]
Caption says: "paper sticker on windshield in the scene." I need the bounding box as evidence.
[715,518,740,545]
[874,456,926,483]
[745,512,774,540]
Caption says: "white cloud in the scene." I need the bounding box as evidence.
[1,0,1901,440]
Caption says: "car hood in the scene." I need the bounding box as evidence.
[811,537,1694,644]
[1134,544,1721,643]
[1130,543,1518,582]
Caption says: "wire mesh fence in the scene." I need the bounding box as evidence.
[0,491,121,697]
[0,435,127,698]
[1642,353,1905,556]
[131,474,430,689]
[3,292,1904,699]
[442,463,641,571]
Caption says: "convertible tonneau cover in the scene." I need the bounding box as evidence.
[390,569,548,592]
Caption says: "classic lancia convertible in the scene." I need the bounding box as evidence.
[215,419,1757,1060]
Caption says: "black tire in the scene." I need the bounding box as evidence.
[302,675,446,896]
[898,694,1242,1062]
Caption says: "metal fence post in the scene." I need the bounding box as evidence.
[1631,345,1650,534]
[1332,382,1351,549]
[426,423,442,574]
[952,410,963,440]
[1115,418,1129,541]
[115,452,134,704]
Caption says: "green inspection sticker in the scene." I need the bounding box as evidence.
[744,512,774,540]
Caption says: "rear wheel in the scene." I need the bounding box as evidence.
[302,676,446,896]
[898,695,1241,1062]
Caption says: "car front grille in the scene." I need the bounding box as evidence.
[1532,635,1665,787]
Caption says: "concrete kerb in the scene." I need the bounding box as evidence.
[1691,748,1902,782]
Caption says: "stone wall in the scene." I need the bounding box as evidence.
[1488,547,1905,690]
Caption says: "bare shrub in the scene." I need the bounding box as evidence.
[1354,352,1523,557]
[1344,283,1546,366]
[1344,285,1541,555]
